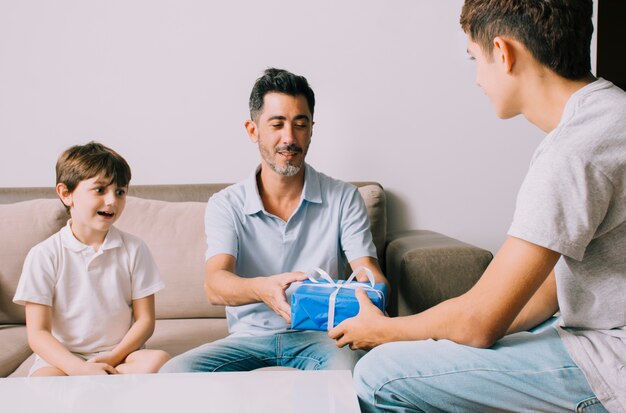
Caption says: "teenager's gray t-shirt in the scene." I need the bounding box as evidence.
[508,79,626,412]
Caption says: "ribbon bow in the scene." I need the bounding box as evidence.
[305,266,383,331]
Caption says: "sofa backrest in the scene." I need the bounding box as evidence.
[0,182,386,321]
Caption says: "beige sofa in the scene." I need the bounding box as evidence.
[0,183,493,377]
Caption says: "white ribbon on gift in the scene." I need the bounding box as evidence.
[304,266,384,331]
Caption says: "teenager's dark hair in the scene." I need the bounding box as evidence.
[249,68,315,121]
[460,0,593,79]
[56,141,131,193]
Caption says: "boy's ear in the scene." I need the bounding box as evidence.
[56,183,73,208]
[493,36,516,73]
[245,120,259,143]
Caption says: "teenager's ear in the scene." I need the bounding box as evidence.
[56,183,73,208]
[245,120,258,143]
[493,36,515,73]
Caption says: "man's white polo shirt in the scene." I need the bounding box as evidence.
[204,163,377,337]
[14,222,164,355]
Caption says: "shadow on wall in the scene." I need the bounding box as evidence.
[385,190,413,235]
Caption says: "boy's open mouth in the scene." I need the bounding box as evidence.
[97,211,115,217]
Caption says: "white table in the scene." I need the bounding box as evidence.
[0,370,360,413]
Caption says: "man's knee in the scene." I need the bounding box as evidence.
[159,352,193,373]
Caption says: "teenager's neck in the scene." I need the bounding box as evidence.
[521,71,596,133]
[256,164,305,221]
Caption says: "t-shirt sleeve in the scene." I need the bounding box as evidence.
[131,241,165,299]
[204,193,238,261]
[340,186,378,262]
[13,246,57,306]
[508,152,613,261]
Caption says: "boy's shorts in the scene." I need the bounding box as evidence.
[29,351,111,376]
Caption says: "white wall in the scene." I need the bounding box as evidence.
[0,1,598,254]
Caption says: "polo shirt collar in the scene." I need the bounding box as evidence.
[60,220,123,252]
[243,163,322,215]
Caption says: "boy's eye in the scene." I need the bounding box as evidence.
[94,188,103,193]
[116,189,126,196]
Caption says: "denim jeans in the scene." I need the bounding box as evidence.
[160,330,363,373]
[354,319,607,412]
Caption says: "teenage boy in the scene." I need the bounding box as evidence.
[330,1,626,411]
[14,142,169,376]
[160,68,388,373]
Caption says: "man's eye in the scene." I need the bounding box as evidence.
[116,189,126,196]
[295,123,308,128]
[272,124,282,128]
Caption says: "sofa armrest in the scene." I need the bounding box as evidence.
[385,230,493,317]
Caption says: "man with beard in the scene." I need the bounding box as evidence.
[160,68,388,373]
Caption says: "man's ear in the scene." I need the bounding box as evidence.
[245,120,258,143]
[56,183,73,208]
[493,36,515,73]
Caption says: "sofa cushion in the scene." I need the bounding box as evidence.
[357,185,386,266]
[0,199,68,324]
[115,197,226,319]
[0,325,32,377]
[146,318,229,358]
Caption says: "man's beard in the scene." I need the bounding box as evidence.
[259,142,306,177]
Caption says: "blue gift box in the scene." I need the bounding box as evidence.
[290,276,387,332]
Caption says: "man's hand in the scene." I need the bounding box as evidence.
[253,272,309,323]
[329,289,389,350]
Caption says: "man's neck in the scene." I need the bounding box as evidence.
[256,164,305,222]
[521,71,596,133]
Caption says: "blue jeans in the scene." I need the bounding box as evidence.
[354,320,607,412]
[160,330,363,373]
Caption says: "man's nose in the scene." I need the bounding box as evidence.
[281,124,296,144]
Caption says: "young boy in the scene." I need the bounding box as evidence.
[330,1,626,411]
[13,142,169,376]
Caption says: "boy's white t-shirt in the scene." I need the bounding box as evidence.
[13,222,164,355]
[508,79,626,412]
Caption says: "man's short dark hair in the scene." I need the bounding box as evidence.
[460,0,593,80]
[56,141,131,194]
[249,68,315,121]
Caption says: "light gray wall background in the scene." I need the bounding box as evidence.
[0,0,598,254]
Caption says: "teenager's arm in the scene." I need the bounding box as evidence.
[204,254,308,322]
[329,236,560,349]
[506,270,559,334]
[89,295,157,367]
[349,256,389,289]
[25,302,117,375]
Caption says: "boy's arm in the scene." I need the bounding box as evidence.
[25,302,117,375]
[204,254,308,323]
[89,295,157,367]
[329,236,560,349]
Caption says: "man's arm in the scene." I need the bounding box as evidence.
[203,254,308,323]
[329,236,560,349]
[349,256,389,289]
[88,295,157,367]
[25,302,117,375]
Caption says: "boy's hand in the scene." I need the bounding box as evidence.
[87,353,120,368]
[329,289,388,350]
[76,360,118,375]
[253,272,309,323]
